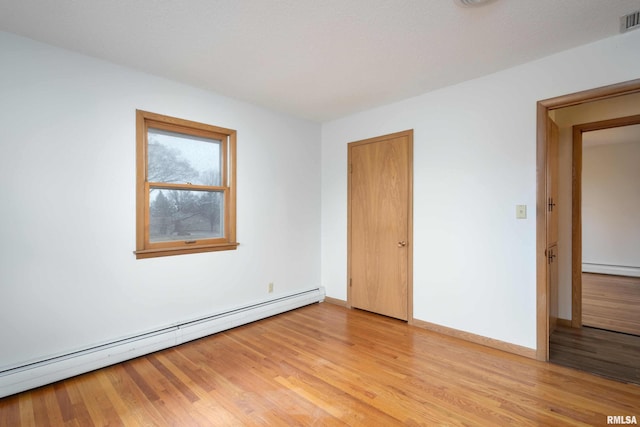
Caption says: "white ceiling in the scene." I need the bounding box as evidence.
[1,0,639,122]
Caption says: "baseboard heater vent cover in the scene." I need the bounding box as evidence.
[0,287,325,398]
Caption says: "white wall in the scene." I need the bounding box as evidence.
[320,30,640,349]
[0,32,321,370]
[554,94,640,318]
[3,28,639,369]
[583,138,640,271]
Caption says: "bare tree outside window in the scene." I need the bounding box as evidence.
[147,131,224,242]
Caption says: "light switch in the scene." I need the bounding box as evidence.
[516,205,527,219]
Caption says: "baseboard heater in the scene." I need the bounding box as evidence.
[582,263,640,277]
[0,287,325,398]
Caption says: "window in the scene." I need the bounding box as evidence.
[135,110,237,259]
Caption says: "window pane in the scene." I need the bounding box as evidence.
[148,128,222,185]
[149,189,224,242]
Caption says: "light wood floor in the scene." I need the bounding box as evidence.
[583,273,640,336]
[2,303,640,426]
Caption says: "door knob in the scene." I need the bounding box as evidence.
[398,241,407,247]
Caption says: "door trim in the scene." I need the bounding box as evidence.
[571,114,640,328]
[536,79,640,361]
[347,130,414,323]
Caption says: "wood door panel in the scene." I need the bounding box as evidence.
[547,118,559,246]
[350,134,409,320]
[548,244,559,334]
[547,118,559,336]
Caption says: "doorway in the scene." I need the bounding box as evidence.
[347,130,413,321]
[571,115,640,335]
[548,111,640,384]
[536,79,640,361]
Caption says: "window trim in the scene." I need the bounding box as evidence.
[134,110,238,259]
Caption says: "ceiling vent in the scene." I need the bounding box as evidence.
[454,0,497,7]
[621,10,640,33]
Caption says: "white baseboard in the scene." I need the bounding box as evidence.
[0,287,325,398]
[582,263,640,277]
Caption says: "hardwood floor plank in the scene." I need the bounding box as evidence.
[146,353,199,403]
[41,386,65,427]
[0,394,20,427]
[65,377,110,427]
[185,338,308,426]
[104,363,168,426]
[30,391,57,427]
[75,371,126,426]
[155,352,244,425]
[93,370,140,426]
[3,303,640,426]
[129,357,207,426]
[122,363,160,403]
[582,273,640,336]
[17,394,35,427]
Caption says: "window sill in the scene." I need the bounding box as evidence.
[134,242,239,259]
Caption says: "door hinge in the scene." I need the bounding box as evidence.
[547,248,556,264]
[349,164,353,173]
[548,197,556,212]
[349,278,352,287]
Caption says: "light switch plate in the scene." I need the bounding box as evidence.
[516,205,527,219]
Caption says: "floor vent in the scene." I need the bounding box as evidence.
[621,10,640,33]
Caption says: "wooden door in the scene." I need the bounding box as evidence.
[547,117,559,334]
[348,130,412,321]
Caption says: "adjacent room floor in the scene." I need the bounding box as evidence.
[550,325,640,385]
[549,273,640,385]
